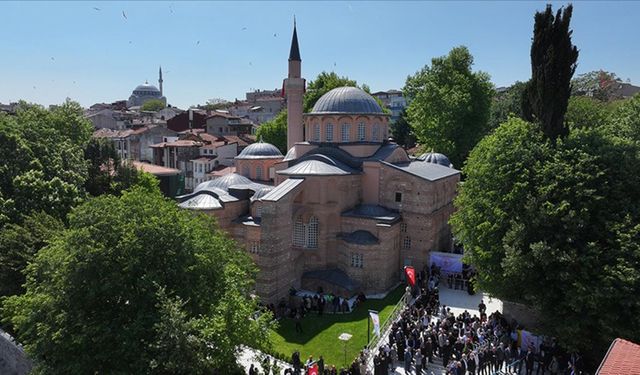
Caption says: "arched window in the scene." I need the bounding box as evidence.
[256,165,263,180]
[293,216,304,247]
[306,216,318,248]
[313,123,320,142]
[341,123,351,142]
[357,122,366,141]
[326,123,333,142]
[372,123,380,141]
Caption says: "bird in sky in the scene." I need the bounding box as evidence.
[122,11,127,20]
[93,7,101,11]
[51,57,55,61]
[274,33,277,37]
[241,27,247,31]
[196,40,200,45]
[249,62,252,66]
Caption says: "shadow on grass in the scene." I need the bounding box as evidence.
[274,286,405,345]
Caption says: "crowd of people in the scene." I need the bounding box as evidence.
[368,265,584,375]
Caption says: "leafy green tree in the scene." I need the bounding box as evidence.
[404,46,493,168]
[565,96,612,130]
[256,109,288,154]
[451,117,640,367]
[84,138,147,196]
[606,93,640,143]
[2,186,272,374]
[489,81,527,130]
[390,109,416,148]
[0,212,62,298]
[572,70,623,101]
[522,4,579,140]
[141,99,166,112]
[0,101,92,226]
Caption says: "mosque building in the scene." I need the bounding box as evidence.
[127,67,167,108]
[177,23,460,303]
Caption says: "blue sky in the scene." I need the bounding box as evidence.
[1,1,639,109]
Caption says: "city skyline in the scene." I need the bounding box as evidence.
[1,1,639,108]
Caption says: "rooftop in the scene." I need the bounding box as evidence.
[310,87,384,115]
[597,338,640,375]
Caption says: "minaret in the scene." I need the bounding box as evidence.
[158,66,163,96]
[284,19,304,150]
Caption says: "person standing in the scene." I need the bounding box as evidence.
[414,348,423,374]
[292,351,301,375]
[404,347,413,374]
[318,355,325,374]
[525,347,535,375]
[294,311,303,333]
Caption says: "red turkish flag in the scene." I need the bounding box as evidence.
[307,363,319,375]
[404,266,416,287]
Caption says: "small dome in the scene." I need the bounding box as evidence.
[311,87,383,114]
[133,83,161,93]
[194,173,253,192]
[236,141,283,159]
[419,152,453,168]
[283,146,297,161]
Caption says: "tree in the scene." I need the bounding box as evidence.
[2,185,272,374]
[390,109,416,148]
[450,117,640,367]
[0,212,62,298]
[522,4,579,141]
[572,70,623,101]
[84,137,147,196]
[488,81,527,130]
[141,99,166,112]
[404,46,493,168]
[256,109,287,154]
[606,93,640,144]
[565,96,612,130]
[0,101,92,226]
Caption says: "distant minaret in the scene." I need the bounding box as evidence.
[284,18,304,150]
[158,66,164,96]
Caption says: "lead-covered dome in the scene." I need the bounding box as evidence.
[418,152,453,168]
[311,87,383,114]
[133,82,161,93]
[236,141,284,159]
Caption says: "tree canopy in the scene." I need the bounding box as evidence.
[141,99,166,112]
[572,70,624,102]
[390,109,416,149]
[522,4,579,140]
[404,46,493,168]
[451,117,640,365]
[2,185,272,374]
[255,109,287,154]
[0,100,92,227]
[489,81,527,131]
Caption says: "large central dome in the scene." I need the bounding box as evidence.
[311,87,383,114]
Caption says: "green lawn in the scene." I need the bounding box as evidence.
[270,286,405,369]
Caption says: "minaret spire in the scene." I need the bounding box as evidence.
[289,17,301,62]
[158,65,164,96]
[284,19,304,150]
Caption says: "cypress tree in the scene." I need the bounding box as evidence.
[522,4,579,140]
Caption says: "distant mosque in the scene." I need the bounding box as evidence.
[127,66,167,108]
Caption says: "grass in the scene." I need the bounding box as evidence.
[269,286,404,369]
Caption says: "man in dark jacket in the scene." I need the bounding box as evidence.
[525,347,535,375]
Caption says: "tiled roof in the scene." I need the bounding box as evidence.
[208,165,236,177]
[150,140,202,148]
[597,338,640,375]
[131,161,180,176]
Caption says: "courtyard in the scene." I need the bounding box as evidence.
[269,286,405,368]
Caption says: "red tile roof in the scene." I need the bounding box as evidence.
[598,338,640,375]
[208,165,236,177]
[131,161,180,176]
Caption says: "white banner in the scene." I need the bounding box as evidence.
[369,310,380,336]
[429,251,464,274]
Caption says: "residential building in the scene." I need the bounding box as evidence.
[372,89,407,123]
